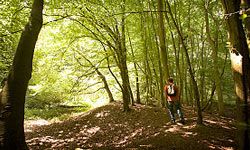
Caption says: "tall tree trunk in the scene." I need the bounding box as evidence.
[0,0,43,149]
[118,0,130,111]
[150,1,165,107]
[166,0,203,124]
[220,0,250,149]
[128,28,141,104]
[198,23,206,106]
[147,18,156,104]
[157,0,169,81]
[140,11,150,104]
[204,1,224,115]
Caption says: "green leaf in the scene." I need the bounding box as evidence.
[240,13,248,20]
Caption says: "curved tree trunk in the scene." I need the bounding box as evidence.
[98,71,115,103]
[77,53,115,103]
[0,0,43,149]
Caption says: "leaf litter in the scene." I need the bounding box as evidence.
[25,102,237,150]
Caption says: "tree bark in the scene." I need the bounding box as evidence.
[119,0,130,111]
[149,1,165,107]
[128,28,141,104]
[157,0,169,81]
[0,0,43,149]
[97,71,114,103]
[220,0,250,149]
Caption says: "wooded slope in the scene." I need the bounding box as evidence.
[25,102,236,150]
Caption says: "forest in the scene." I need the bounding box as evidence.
[0,0,249,149]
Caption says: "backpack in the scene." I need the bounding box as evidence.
[167,84,176,96]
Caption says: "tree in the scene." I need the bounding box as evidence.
[157,0,169,81]
[220,0,250,149]
[0,0,43,149]
[0,1,28,80]
[203,0,224,115]
[74,49,115,103]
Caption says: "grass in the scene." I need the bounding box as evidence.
[25,105,91,121]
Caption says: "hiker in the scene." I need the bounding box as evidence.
[164,77,185,124]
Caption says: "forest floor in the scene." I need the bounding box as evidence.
[25,102,237,150]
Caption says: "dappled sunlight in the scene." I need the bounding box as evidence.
[95,110,110,118]
[205,119,217,124]
[25,103,237,149]
[181,131,197,138]
[165,125,181,133]
[86,126,101,134]
[202,139,234,150]
[182,124,196,130]
[24,119,50,132]
[204,117,236,130]
[77,125,101,137]
[164,122,198,139]
[116,128,144,146]
[26,119,50,126]
[26,136,64,148]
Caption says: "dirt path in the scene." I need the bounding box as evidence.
[25,102,237,150]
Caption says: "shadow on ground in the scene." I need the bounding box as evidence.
[25,102,237,150]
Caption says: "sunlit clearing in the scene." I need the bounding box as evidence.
[31,119,49,125]
[93,98,109,108]
[82,97,109,108]
[24,119,50,132]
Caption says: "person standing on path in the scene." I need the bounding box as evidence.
[164,77,185,124]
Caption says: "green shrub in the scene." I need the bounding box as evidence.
[25,104,91,120]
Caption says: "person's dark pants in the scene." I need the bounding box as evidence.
[167,100,184,123]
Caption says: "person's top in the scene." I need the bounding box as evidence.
[164,84,180,102]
